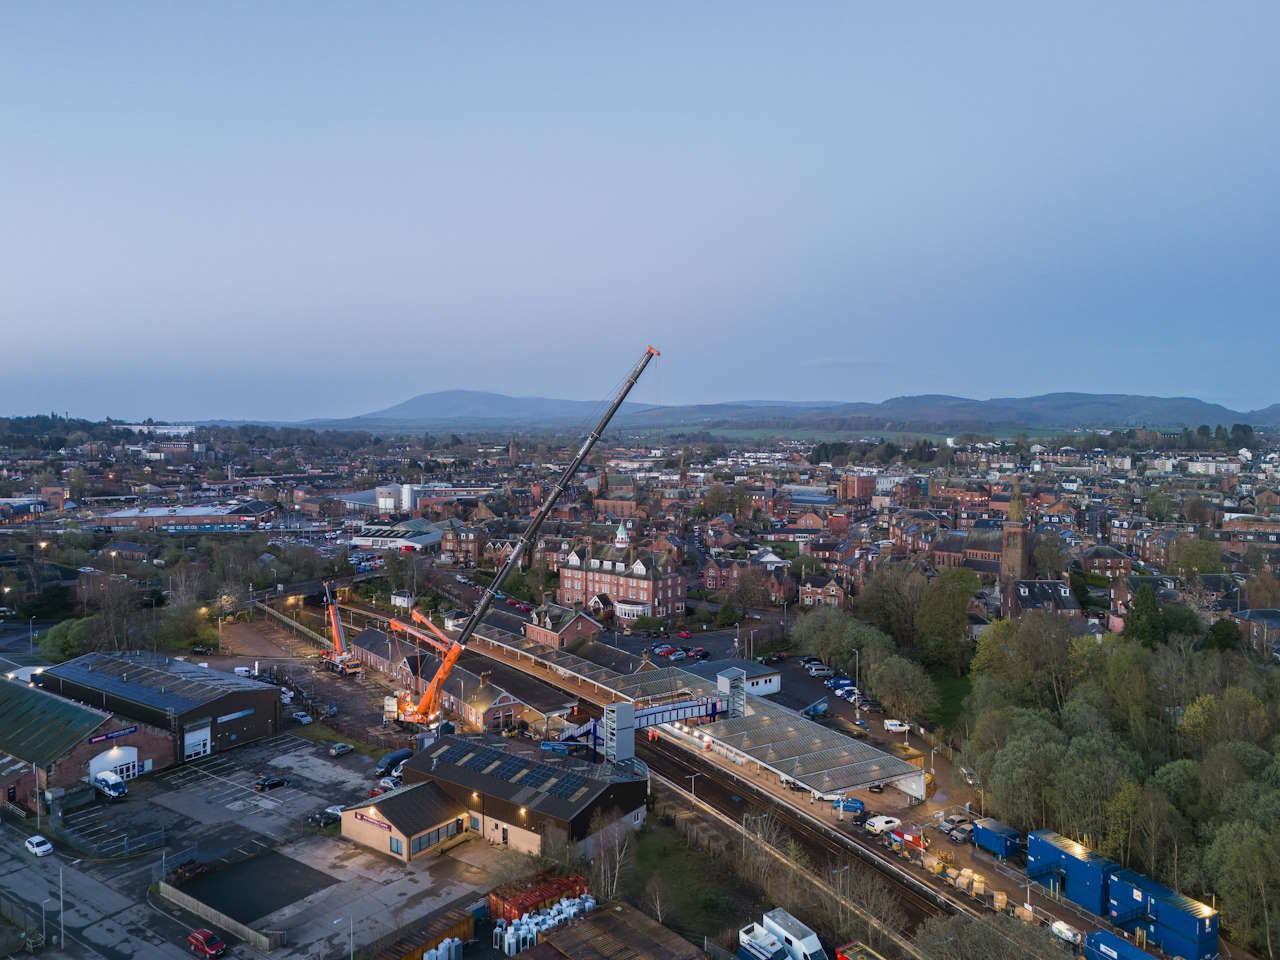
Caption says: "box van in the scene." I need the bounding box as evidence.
[233,666,253,678]
[374,748,413,777]
[93,771,128,800]
[761,907,828,960]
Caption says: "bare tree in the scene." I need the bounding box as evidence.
[588,811,633,900]
[644,874,666,924]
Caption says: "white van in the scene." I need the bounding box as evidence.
[93,771,128,800]
[233,666,253,678]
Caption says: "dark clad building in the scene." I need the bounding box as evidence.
[40,651,282,761]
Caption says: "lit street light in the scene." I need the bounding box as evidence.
[333,916,353,960]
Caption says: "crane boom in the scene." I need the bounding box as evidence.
[322,581,360,675]
[405,344,659,722]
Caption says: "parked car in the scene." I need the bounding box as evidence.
[391,759,408,778]
[852,718,869,730]
[865,816,901,835]
[825,676,852,689]
[24,835,53,857]
[187,929,227,957]
[807,665,833,678]
[861,698,883,713]
[959,766,980,787]
[668,650,687,661]
[368,785,387,797]
[291,711,312,725]
[763,653,785,664]
[310,804,344,827]
[328,743,353,757]
[693,647,710,660]
[938,815,971,834]
[191,645,213,655]
[832,796,865,814]
[838,687,860,703]
[678,630,691,640]
[867,782,884,793]
[948,822,975,844]
[254,776,288,792]
[798,655,823,666]
[378,776,401,790]
[883,719,910,734]
[374,748,413,777]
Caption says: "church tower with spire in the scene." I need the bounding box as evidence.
[1001,480,1030,594]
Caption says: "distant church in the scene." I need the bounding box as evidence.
[1000,481,1030,616]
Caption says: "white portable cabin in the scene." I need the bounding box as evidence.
[762,908,829,960]
[739,922,789,960]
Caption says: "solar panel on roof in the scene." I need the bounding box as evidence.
[521,767,553,788]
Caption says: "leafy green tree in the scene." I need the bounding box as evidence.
[1125,585,1165,648]
[1174,536,1224,579]
[855,563,925,650]
[916,568,979,671]
[1032,532,1068,579]
[715,601,739,628]
[868,655,938,722]
[1205,821,1279,957]
[1204,619,1241,651]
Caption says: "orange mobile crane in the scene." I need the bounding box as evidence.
[393,345,660,725]
[321,581,361,675]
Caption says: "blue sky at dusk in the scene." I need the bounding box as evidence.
[3,3,1278,420]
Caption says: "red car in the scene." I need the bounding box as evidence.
[187,929,227,957]
[678,630,691,640]
[368,785,387,797]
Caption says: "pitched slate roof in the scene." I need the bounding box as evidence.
[343,780,461,838]
[0,679,109,766]
[43,651,272,714]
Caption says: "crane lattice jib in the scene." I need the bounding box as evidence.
[409,344,659,720]
[324,580,348,657]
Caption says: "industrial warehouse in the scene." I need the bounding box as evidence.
[38,651,283,761]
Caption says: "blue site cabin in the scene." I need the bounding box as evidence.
[971,818,1021,860]
[1108,868,1218,960]
[1083,930,1151,960]
[1026,830,1118,917]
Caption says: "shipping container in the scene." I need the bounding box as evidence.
[1026,830,1116,917]
[488,873,587,923]
[1107,868,1218,960]
[972,818,1021,860]
[1083,930,1150,960]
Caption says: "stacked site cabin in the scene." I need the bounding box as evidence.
[1107,868,1219,960]
[1083,930,1151,960]
[972,818,1021,860]
[1026,830,1118,916]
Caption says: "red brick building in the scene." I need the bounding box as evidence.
[442,519,486,566]
[524,603,601,649]
[557,524,684,622]
[799,575,846,609]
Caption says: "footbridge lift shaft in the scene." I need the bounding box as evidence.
[399,345,660,724]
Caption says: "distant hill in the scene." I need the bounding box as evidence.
[300,389,1280,434]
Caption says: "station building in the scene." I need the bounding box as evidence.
[39,651,282,761]
[340,781,466,865]
[394,736,648,857]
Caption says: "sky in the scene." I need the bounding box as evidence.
[3,3,1279,421]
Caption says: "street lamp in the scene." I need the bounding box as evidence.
[29,617,36,654]
[41,897,51,943]
[686,772,701,799]
[109,550,118,573]
[333,916,353,960]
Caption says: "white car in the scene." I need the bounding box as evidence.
[865,816,901,836]
[883,719,910,734]
[292,711,313,725]
[25,835,53,857]
[838,687,860,702]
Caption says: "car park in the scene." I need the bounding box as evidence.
[187,929,227,957]
[291,711,312,725]
[883,719,910,734]
[865,816,901,835]
[328,742,353,757]
[254,775,288,792]
[25,835,53,857]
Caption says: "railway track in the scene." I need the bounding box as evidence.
[638,739,952,929]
